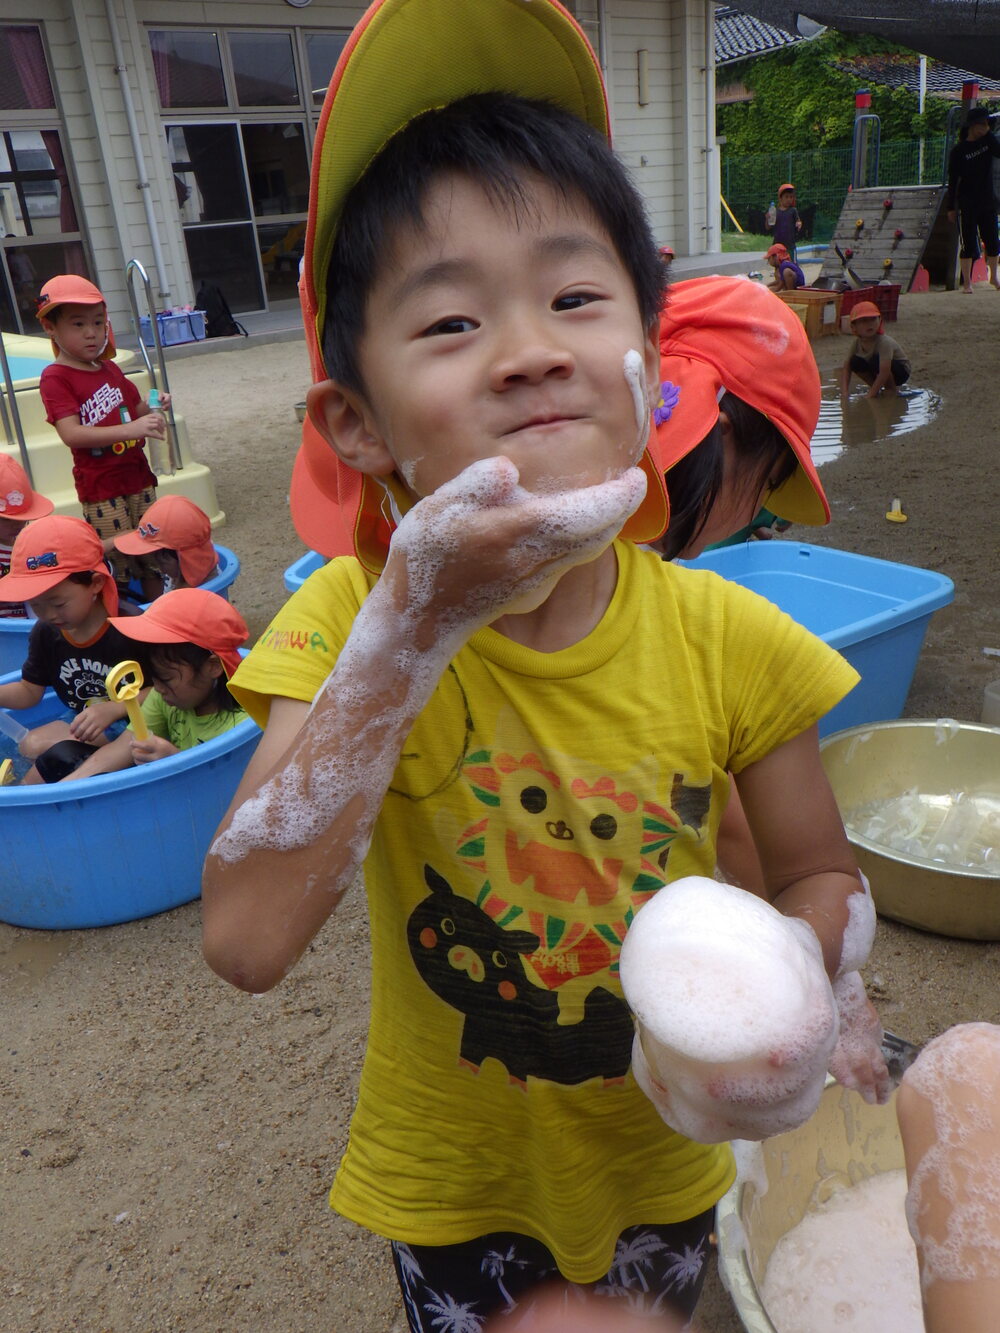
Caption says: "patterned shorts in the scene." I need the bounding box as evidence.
[82,488,158,581]
[391,1210,715,1331]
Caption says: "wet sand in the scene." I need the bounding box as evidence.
[2,284,999,1332]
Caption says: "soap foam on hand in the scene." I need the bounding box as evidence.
[619,877,838,1143]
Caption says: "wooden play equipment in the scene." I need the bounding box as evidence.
[818,185,956,292]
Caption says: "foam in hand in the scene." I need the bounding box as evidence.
[619,876,838,1143]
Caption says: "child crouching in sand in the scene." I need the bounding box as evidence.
[63,589,249,780]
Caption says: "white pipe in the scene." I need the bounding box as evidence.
[103,0,171,303]
[704,0,716,254]
[918,55,927,184]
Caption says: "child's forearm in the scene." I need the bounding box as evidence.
[60,731,134,781]
[0,679,44,711]
[53,417,160,449]
[203,457,646,993]
[770,869,870,980]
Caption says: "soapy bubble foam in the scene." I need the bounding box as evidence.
[902,1023,1000,1289]
[620,877,838,1142]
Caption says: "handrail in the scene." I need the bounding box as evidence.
[0,329,35,484]
[124,257,179,474]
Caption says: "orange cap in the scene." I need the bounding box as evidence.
[848,301,882,324]
[113,495,217,587]
[290,0,668,566]
[35,274,116,360]
[0,455,54,522]
[765,244,789,261]
[108,588,248,679]
[651,276,828,526]
[778,183,796,195]
[1,515,118,613]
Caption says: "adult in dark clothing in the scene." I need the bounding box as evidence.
[946,107,1000,292]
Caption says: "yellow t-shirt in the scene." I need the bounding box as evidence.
[231,540,859,1281]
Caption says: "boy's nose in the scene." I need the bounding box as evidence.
[489,317,575,390]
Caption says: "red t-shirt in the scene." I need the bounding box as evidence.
[39,361,157,504]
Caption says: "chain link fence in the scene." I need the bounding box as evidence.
[721,137,950,243]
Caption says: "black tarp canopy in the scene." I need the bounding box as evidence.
[731,1,1000,81]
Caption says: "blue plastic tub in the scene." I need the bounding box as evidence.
[283,548,325,592]
[0,678,259,930]
[0,544,240,678]
[680,542,954,736]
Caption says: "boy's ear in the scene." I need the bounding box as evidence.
[206,655,225,681]
[306,380,395,477]
[642,321,661,407]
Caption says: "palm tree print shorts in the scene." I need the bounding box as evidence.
[391,1209,714,1330]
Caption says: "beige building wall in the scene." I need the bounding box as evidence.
[4,0,718,339]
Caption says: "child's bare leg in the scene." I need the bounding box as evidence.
[897,1023,1000,1332]
[20,720,74,760]
[960,256,973,291]
[988,254,1000,290]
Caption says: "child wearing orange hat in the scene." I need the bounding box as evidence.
[765,243,805,291]
[767,183,802,258]
[112,494,220,595]
[62,589,249,781]
[840,301,911,399]
[35,275,170,602]
[201,3,883,1327]
[0,454,55,618]
[0,514,154,781]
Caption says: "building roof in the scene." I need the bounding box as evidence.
[714,5,802,66]
[835,54,1000,96]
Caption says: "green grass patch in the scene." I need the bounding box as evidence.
[721,232,771,252]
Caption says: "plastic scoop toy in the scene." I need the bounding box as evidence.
[886,497,908,523]
[0,758,15,786]
[105,660,149,739]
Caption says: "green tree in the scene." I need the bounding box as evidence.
[717,33,952,155]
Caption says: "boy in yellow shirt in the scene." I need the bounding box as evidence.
[202,1,886,1325]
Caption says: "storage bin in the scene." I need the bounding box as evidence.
[776,288,842,339]
[139,309,206,347]
[679,542,954,737]
[0,673,259,929]
[840,284,901,328]
[283,548,326,592]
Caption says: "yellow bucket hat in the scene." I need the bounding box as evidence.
[292,0,669,568]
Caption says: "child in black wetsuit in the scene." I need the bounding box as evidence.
[0,515,151,782]
[946,107,1000,293]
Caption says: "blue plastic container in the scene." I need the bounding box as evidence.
[283,548,325,592]
[0,678,259,930]
[680,542,954,736]
[0,544,240,678]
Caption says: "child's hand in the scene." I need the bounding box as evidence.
[157,391,172,413]
[70,701,123,744]
[828,971,891,1105]
[130,735,178,764]
[386,456,646,640]
[133,412,166,439]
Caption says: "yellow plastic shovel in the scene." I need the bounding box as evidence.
[106,660,149,739]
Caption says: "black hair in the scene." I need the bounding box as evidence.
[66,570,99,587]
[658,394,799,560]
[323,92,665,394]
[147,640,240,713]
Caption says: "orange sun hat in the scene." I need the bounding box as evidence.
[113,495,218,587]
[290,0,668,568]
[35,274,116,361]
[0,454,54,523]
[1,514,118,612]
[650,275,829,526]
[108,588,249,679]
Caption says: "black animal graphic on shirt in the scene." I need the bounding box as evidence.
[407,865,635,1086]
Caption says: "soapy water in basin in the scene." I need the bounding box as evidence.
[761,1169,922,1332]
[845,789,1000,872]
[812,382,942,467]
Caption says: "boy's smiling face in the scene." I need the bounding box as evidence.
[312,171,659,502]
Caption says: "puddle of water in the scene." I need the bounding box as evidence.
[1,930,74,990]
[812,382,942,467]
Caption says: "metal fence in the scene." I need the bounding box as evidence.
[721,137,950,243]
